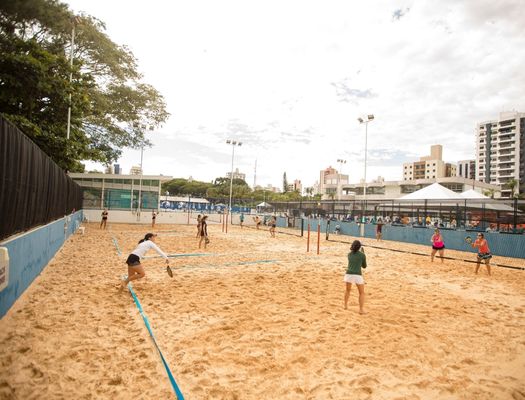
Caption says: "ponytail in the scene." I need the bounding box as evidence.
[138,233,156,244]
[350,240,362,253]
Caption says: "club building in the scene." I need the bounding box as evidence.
[69,173,172,210]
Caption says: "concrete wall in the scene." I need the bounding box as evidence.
[83,209,265,227]
[0,211,83,318]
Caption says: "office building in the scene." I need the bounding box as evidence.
[69,173,172,210]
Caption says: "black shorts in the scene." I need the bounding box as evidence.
[126,254,141,266]
[432,245,445,250]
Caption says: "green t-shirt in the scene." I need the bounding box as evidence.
[346,251,367,275]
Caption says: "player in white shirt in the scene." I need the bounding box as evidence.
[120,233,169,289]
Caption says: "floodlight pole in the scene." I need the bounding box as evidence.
[226,139,242,233]
[358,115,374,236]
[337,159,346,201]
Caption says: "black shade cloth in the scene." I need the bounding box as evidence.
[0,115,82,240]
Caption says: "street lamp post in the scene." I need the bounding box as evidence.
[226,139,242,233]
[358,114,375,236]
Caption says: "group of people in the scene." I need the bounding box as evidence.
[430,229,492,275]
[100,209,159,229]
[343,230,493,314]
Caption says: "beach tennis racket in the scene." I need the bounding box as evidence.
[166,265,173,278]
[464,236,472,244]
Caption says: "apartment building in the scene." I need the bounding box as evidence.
[319,166,349,199]
[457,160,476,180]
[476,112,525,198]
[226,168,246,181]
[403,145,456,181]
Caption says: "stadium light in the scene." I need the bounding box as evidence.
[226,139,242,233]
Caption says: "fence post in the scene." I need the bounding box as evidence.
[307,221,310,252]
[513,198,518,232]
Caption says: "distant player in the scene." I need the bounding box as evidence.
[100,209,108,229]
[151,210,157,228]
[196,215,202,238]
[375,218,384,241]
[198,215,209,249]
[269,216,276,237]
[430,228,445,263]
[471,233,492,276]
[240,213,245,228]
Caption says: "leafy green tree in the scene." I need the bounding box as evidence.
[0,0,168,171]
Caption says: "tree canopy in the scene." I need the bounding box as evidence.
[0,0,169,171]
[161,177,317,203]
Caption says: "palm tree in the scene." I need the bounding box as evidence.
[504,179,518,198]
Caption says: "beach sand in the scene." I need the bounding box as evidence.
[0,221,524,399]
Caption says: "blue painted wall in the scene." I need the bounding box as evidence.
[277,218,525,260]
[0,211,83,318]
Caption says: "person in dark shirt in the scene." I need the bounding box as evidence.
[376,218,384,241]
[198,215,209,249]
[343,240,367,313]
[100,209,108,229]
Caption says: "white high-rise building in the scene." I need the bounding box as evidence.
[476,112,525,198]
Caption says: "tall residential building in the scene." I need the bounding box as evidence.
[476,112,525,198]
[403,145,456,181]
[226,168,246,181]
[456,160,476,180]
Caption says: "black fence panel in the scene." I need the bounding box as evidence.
[0,115,83,240]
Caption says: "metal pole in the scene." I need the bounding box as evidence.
[66,24,75,140]
[227,144,235,234]
[137,145,144,220]
[360,121,368,236]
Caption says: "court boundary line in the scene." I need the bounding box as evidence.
[127,282,185,400]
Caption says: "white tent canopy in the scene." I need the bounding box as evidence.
[460,189,489,199]
[256,202,273,208]
[399,183,463,200]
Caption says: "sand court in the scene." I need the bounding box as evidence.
[0,222,524,399]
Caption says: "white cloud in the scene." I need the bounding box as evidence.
[70,0,525,188]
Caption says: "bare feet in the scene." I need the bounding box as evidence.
[359,310,367,315]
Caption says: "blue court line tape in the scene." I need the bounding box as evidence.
[127,283,185,400]
[227,259,279,266]
[180,259,280,270]
[111,235,122,256]
[144,253,215,259]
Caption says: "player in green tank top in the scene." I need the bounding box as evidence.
[344,240,367,313]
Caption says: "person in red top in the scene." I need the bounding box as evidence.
[471,233,492,276]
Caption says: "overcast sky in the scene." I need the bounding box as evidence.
[66,0,525,189]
